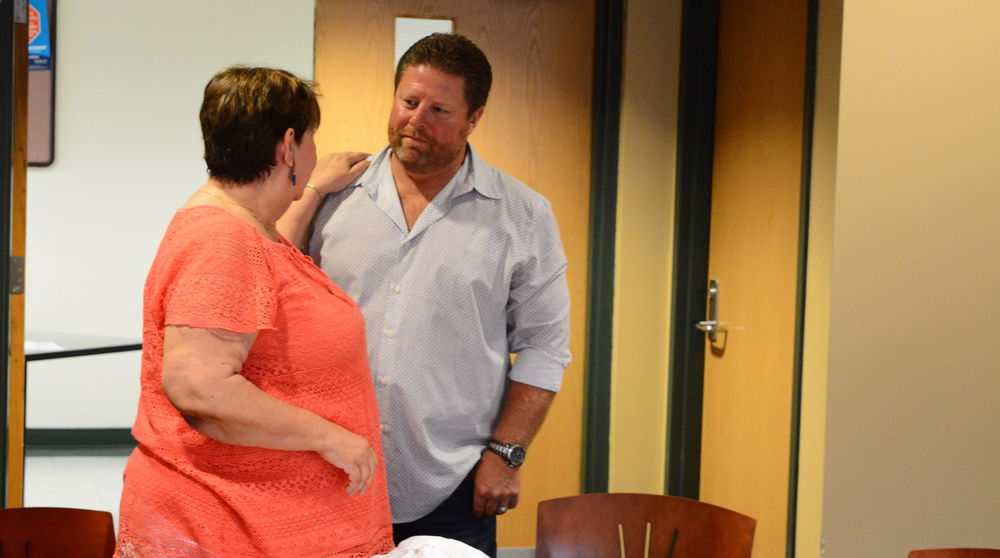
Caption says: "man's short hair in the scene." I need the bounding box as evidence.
[395,33,492,116]
[200,66,320,185]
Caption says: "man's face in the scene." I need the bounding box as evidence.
[388,64,483,174]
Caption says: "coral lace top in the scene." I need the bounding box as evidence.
[116,206,393,557]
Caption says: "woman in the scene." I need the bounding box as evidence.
[115,66,392,557]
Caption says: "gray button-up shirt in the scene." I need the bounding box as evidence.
[309,145,571,521]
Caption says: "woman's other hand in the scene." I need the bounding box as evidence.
[318,428,379,496]
[308,152,371,195]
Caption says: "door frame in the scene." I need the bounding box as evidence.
[664,0,720,502]
[582,0,625,494]
[664,1,819,556]
[1,0,27,507]
[2,0,54,509]
[1,0,17,507]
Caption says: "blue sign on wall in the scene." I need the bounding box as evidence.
[28,0,52,70]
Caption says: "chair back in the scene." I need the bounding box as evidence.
[0,507,115,558]
[910,550,1000,558]
[536,493,755,558]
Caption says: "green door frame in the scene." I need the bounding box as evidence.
[582,0,625,493]
[665,0,720,501]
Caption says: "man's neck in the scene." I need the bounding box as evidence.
[390,151,465,201]
[390,150,468,230]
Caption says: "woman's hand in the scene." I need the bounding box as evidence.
[318,428,379,496]
[307,152,371,196]
[278,151,370,248]
[162,326,378,496]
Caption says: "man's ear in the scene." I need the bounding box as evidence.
[277,127,297,167]
[467,106,486,132]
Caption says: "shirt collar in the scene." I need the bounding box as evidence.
[357,144,503,201]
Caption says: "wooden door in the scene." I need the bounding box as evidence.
[699,0,808,557]
[314,1,594,547]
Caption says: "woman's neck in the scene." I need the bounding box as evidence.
[198,178,283,241]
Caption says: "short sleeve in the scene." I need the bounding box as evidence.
[160,213,278,333]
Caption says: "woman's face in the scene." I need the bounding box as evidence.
[295,127,318,184]
[285,126,317,202]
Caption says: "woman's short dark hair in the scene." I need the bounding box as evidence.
[200,66,320,185]
[394,33,492,116]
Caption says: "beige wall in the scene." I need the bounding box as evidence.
[821,1,1000,556]
[609,0,683,492]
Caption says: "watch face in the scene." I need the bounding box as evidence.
[509,445,526,467]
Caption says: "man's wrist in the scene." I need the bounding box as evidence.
[485,438,526,469]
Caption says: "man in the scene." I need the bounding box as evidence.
[278,33,570,557]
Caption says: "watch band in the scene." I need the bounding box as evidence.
[486,438,526,469]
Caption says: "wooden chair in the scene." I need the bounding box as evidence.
[910,550,1000,558]
[536,493,756,558]
[0,507,115,558]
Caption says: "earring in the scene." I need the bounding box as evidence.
[289,165,297,186]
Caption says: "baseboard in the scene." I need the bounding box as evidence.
[499,548,534,558]
[25,428,136,447]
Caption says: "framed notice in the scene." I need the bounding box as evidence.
[27,0,55,166]
[394,17,454,70]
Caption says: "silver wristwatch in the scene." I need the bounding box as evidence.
[486,439,526,469]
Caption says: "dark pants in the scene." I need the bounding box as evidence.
[392,469,497,558]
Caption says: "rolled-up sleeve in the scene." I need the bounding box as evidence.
[506,201,571,392]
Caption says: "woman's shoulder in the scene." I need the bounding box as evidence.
[170,205,258,235]
[156,205,272,265]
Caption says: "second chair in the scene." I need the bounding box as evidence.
[910,550,1000,558]
[0,506,116,558]
[535,492,755,558]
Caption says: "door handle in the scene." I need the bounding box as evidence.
[695,279,726,342]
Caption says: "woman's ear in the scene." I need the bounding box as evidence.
[277,127,297,168]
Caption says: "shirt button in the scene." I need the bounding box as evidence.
[385,330,395,338]
[378,377,392,386]
[379,423,389,433]
[393,285,402,293]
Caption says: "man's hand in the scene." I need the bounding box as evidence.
[307,152,371,195]
[472,451,521,517]
[471,381,555,517]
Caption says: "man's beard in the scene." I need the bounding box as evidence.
[388,125,467,174]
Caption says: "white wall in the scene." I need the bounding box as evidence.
[25,0,315,427]
[821,1,1000,555]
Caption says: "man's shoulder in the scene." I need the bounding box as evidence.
[470,149,553,214]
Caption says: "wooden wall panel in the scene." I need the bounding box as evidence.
[315,0,594,547]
